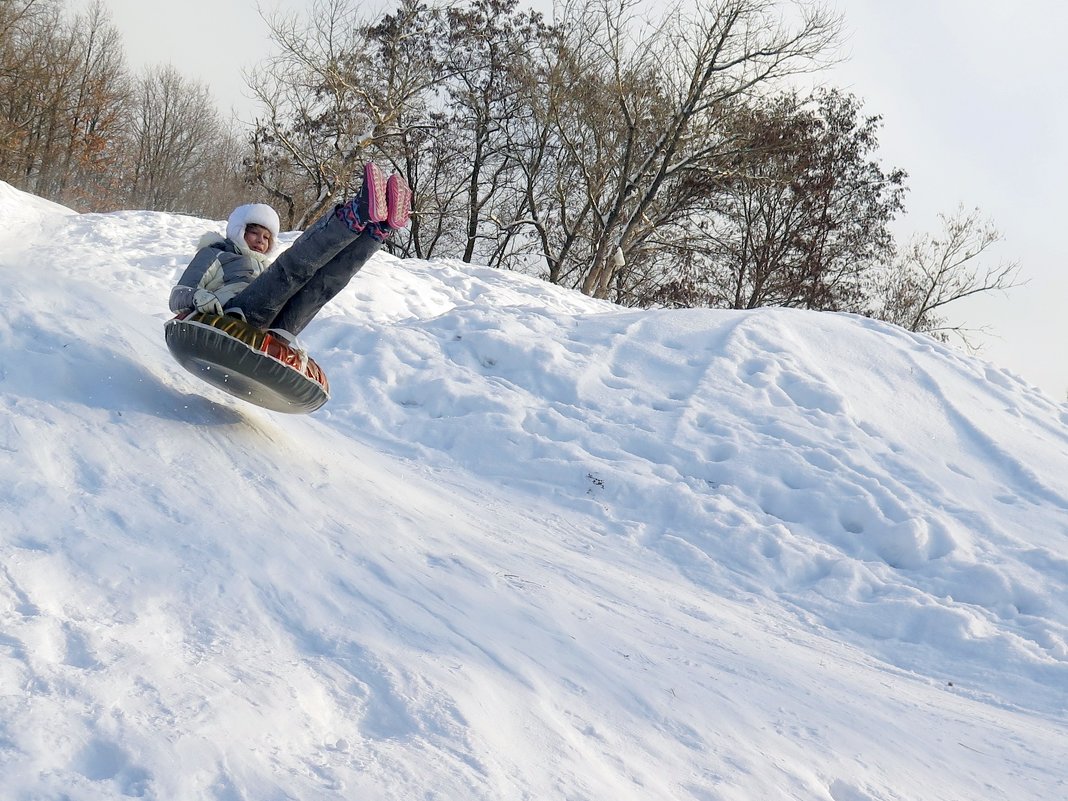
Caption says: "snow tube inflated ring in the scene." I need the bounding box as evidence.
[165,312,330,413]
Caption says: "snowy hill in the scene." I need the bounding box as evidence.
[1,180,1066,800]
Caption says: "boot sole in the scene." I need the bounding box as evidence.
[386,173,411,229]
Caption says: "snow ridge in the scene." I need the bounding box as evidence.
[1,182,1065,800]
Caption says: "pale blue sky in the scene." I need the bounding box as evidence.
[818,1,1068,400]
[92,0,1068,398]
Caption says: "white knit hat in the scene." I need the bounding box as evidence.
[226,203,280,255]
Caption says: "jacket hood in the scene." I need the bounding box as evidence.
[197,231,229,250]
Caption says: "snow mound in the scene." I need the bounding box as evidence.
[1,185,1065,800]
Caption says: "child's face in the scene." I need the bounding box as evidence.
[244,223,272,254]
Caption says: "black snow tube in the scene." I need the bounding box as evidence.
[165,312,330,414]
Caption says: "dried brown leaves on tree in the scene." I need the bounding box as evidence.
[641,89,907,312]
[1,0,244,216]
[529,0,843,299]
[0,0,127,208]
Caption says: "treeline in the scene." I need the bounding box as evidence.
[0,0,245,217]
[1,0,1017,340]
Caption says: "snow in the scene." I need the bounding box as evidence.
[1,179,1066,800]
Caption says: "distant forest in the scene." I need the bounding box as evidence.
[0,0,1018,340]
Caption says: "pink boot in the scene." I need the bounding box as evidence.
[338,162,387,233]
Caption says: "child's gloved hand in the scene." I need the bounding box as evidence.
[192,289,223,315]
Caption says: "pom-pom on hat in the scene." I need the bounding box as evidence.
[226,203,280,255]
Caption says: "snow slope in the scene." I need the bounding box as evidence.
[1,180,1066,800]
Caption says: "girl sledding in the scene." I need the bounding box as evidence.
[165,162,410,413]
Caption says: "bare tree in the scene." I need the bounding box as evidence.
[50,1,127,204]
[242,0,840,275]
[246,0,443,229]
[1,2,254,216]
[873,207,1023,348]
[0,0,58,169]
[122,64,240,215]
[359,0,453,257]
[641,89,906,310]
[179,122,254,219]
[246,0,374,227]
[0,0,127,208]
[536,0,840,299]
[398,0,552,264]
